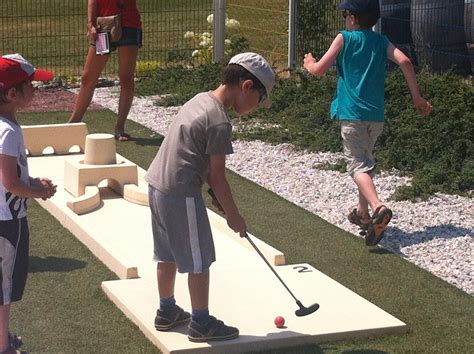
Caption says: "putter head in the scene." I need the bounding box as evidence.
[295,302,320,317]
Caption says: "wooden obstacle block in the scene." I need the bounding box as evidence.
[64,156,138,197]
[66,186,101,215]
[123,169,149,206]
[22,123,88,156]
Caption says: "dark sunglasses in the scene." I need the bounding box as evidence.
[342,10,351,18]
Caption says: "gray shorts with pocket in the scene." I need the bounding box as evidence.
[341,120,384,177]
[148,185,215,274]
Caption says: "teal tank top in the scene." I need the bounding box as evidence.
[330,30,389,122]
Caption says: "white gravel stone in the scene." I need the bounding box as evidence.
[84,87,474,295]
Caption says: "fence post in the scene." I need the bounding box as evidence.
[213,0,226,63]
[288,0,297,72]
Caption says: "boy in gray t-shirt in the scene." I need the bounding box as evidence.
[145,52,275,342]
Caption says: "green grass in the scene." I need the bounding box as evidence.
[0,0,291,76]
[13,109,474,353]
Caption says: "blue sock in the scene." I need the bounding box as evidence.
[159,296,176,312]
[192,308,210,325]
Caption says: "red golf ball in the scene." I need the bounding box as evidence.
[274,316,285,328]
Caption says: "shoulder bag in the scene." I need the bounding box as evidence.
[95,0,124,42]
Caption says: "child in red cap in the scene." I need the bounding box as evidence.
[0,54,56,353]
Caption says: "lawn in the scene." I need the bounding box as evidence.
[0,0,290,76]
[12,109,474,353]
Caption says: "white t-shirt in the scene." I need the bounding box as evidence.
[0,116,29,220]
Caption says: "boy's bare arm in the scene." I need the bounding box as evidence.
[207,154,247,237]
[0,154,55,199]
[303,34,343,77]
[387,44,432,116]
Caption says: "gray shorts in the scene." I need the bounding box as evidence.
[148,185,215,274]
[340,120,384,177]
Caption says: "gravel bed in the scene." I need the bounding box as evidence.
[85,87,473,295]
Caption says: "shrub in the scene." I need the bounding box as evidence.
[380,69,473,199]
[136,63,223,105]
[136,60,161,78]
[183,13,249,64]
[135,66,473,200]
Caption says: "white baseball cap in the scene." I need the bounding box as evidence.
[229,52,275,108]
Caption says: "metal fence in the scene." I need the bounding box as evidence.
[294,0,473,75]
[0,0,472,78]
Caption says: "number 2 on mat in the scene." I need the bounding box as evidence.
[293,265,312,273]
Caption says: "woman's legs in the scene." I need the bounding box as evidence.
[115,45,139,136]
[68,48,109,123]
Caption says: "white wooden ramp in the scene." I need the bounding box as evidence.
[29,153,408,353]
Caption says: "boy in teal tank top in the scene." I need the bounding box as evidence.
[303,0,432,246]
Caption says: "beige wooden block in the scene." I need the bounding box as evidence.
[123,183,148,206]
[22,123,88,156]
[66,186,101,215]
[84,133,117,165]
[64,155,138,197]
[123,167,149,205]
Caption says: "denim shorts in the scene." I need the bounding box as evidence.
[340,120,384,177]
[90,27,143,51]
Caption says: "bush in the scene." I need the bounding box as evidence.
[136,60,161,78]
[380,70,473,199]
[136,63,223,105]
[135,66,473,200]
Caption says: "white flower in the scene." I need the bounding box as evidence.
[199,37,212,47]
[184,31,195,39]
[226,19,240,29]
[225,39,231,46]
[192,50,200,57]
[201,32,212,39]
[207,14,213,25]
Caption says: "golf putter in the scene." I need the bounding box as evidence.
[208,188,319,317]
[244,233,319,317]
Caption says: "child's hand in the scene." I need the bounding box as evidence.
[226,212,247,238]
[34,178,57,200]
[303,53,317,73]
[211,197,225,214]
[414,97,432,116]
[207,188,225,214]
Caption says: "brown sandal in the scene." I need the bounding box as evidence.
[348,208,371,235]
[365,205,392,246]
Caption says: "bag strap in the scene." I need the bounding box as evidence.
[118,0,124,11]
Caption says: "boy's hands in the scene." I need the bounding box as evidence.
[303,53,317,73]
[226,212,247,238]
[413,96,432,116]
[33,177,57,200]
[207,188,225,214]
[207,188,246,237]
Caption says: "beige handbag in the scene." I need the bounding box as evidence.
[94,0,124,42]
[96,14,122,42]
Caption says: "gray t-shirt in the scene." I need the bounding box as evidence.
[145,91,233,196]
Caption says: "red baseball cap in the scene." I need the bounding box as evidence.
[0,53,54,90]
